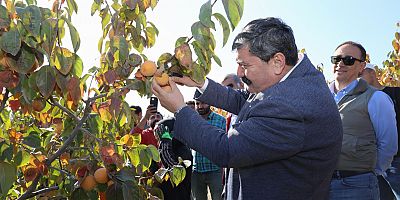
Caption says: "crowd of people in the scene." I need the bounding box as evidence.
[128,17,399,200]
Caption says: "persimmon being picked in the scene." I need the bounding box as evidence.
[94,167,109,184]
[155,73,169,86]
[140,60,157,77]
[161,85,172,92]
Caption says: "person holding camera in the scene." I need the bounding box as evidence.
[154,118,193,200]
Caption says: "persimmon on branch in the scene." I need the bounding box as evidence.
[17,82,134,199]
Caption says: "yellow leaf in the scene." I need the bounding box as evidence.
[392,40,399,51]
[99,107,112,122]
[120,134,134,147]
[67,100,74,109]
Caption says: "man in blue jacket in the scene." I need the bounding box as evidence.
[152,17,343,199]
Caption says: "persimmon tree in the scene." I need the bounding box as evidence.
[0,0,244,199]
[375,22,400,86]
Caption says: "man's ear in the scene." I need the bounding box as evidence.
[357,62,367,75]
[272,53,286,75]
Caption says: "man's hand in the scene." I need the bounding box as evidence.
[143,105,157,120]
[171,76,205,88]
[152,77,186,113]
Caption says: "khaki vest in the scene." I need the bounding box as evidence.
[336,79,377,171]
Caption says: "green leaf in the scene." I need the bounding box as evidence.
[111,2,122,11]
[8,45,36,74]
[111,36,129,63]
[170,165,186,186]
[20,5,42,37]
[0,26,21,56]
[40,18,57,58]
[14,150,30,167]
[0,162,17,195]
[54,70,68,94]
[191,21,211,48]
[213,13,230,47]
[51,47,74,75]
[90,1,100,16]
[0,5,11,30]
[66,0,78,15]
[145,26,157,48]
[98,37,104,53]
[139,147,152,171]
[64,17,80,53]
[23,131,41,148]
[71,188,89,199]
[115,168,136,182]
[192,41,209,70]
[71,54,83,77]
[36,65,56,99]
[148,22,159,35]
[191,63,206,83]
[222,0,244,30]
[21,76,37,103]
[122,180,139,200]
[146,145,160,162]
[157,52,173,68]
[106,183,124,200]
[127,148,140,167]
[199,0,215,30]
[25,0,37,5]
[61,117,74,137]
[39,7,52,20]
[154,168,168,183]
[175,37,188,48]
[138,12,147,28]
[101,7,111,30]
[212,53,222,67]
[150,0,158,9]
[0,144,13,162]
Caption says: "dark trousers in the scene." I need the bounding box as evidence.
[386,156,400,199]
[378,175,396,200]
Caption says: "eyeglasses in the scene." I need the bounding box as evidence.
[226,83,234,88]
[331,56,364,66]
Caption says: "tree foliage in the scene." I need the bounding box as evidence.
[375,22,400,86]
[0,0,243,199]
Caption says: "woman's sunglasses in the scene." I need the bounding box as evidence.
[331,56,364,66]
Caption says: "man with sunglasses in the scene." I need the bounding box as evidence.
[152,17,343,199]
[328,41,397,200]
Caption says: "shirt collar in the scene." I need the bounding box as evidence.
[207,112,215,120]
[332,79,359,95]
[280,53,304,82]
[330,79,359,103]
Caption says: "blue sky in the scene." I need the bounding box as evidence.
[40,0,400,115]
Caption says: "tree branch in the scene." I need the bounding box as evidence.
[87,82,134,102]
[49,97,79,122]
[46,101,92,165]
[0,89,9,113]
[80,128,102,144]
[18,100,92,200]
[21,186,59,199]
